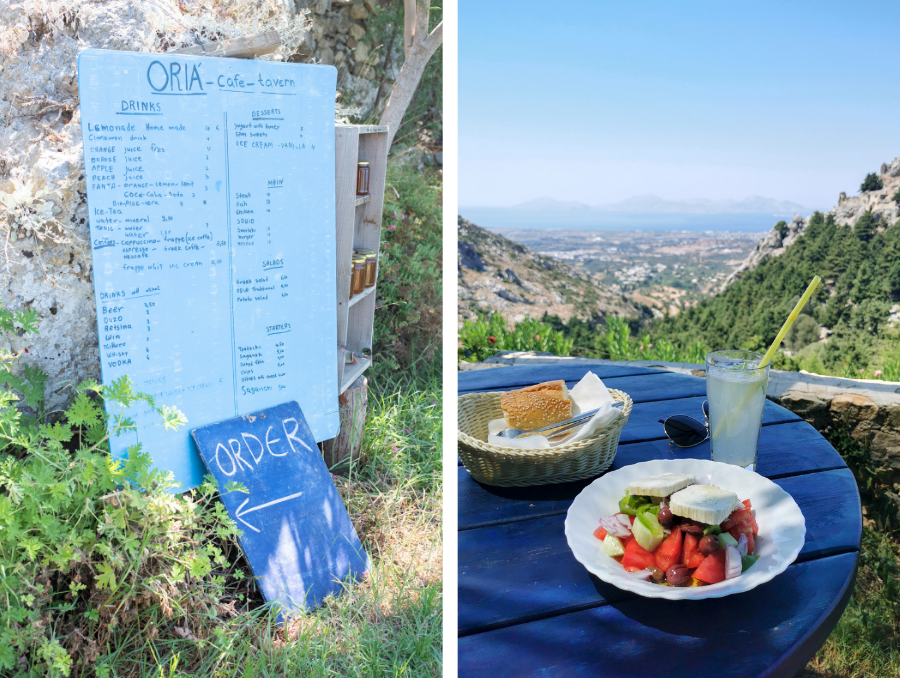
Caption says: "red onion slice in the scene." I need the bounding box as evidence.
[725,544,742,580]
[626,569,652,580]
[598,516,631,538]
[615,514,632,528]
[736,533,748,557]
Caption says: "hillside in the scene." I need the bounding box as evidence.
[652,159,900,376]
[458,216,641,326]
[725,157,900,287]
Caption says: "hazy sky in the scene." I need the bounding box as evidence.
[460,1,900,210]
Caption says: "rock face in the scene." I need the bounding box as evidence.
[724,156,900,289]
[309,0,402,121]
[458,216,640,327]
[723,214,805,288]
[0,0,380,413]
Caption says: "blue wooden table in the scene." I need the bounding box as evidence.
[458,364,862,678]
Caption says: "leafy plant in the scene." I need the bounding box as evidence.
[860,173,884,192]
[0,309,247,676]
[893,187,900,205]
[375,164,442,372]
[774,220,788,237]
[459,313,574,363]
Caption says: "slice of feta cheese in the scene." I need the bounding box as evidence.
[627,472,695,498]
[669,485,740,525]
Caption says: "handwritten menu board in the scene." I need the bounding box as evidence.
[77,49,339,490]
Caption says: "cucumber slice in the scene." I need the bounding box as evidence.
[717,532,739,549]
[703,524,722,536]
[632,505,665,552]
[601,534,626,558]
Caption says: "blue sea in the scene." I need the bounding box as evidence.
[459,208,782,233]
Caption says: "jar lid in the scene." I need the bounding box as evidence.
[358,161,370,166]
[352,256,366,263]
[355,248,374,255]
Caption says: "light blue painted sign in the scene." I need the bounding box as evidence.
[77,49,340,490]
[191,401,369,621]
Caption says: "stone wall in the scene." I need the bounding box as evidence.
[0,0,403,412]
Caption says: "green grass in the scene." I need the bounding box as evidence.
[800,528,900,677]
[91,357,442,678]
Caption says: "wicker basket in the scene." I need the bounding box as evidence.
[458,389,633,487]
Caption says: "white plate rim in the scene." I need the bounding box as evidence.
[564,459,806,600]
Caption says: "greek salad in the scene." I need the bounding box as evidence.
[592,473,760,586]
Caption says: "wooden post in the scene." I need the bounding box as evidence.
[321,375,368,472]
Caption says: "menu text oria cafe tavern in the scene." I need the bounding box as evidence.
[78,49,339,489]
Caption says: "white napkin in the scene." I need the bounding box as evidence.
[486,372,623,449]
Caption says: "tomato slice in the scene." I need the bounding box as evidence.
[593,526,608,541]
[693,550,727,584]
[721,507,753,532]
[621,537,658,570]
[742,499,752,509]
[654,527,683,571]
[729,525,756,555]
[682,531,706,569]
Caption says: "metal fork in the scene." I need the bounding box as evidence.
[496,402,624,439]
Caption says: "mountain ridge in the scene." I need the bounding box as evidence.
[508,194,810,215]
[724,156,900,288]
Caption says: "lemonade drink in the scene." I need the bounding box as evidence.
[706,350,769,471]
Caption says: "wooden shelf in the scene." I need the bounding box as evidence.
[335,124,388,391]
[340,356,371,394]
[348,284,376,308]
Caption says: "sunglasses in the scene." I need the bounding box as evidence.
[658,401,709,448]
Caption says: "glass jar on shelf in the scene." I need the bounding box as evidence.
[350,256,366,297]
[355,248,378,288]
[356,162,370,196]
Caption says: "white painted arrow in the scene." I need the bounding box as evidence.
[234,491,304,533]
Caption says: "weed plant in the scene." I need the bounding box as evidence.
[377,164,442,371]
[459,313,706,365]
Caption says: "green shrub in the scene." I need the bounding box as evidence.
[893,187,900,205]
[854,210,879,242]
[458,313,574,362]
[460,313,707,365]
[375,164,442,373]
[774,220,788,237]
[861,173,884,192]
[785,313,821,350]
[0,306,245,677]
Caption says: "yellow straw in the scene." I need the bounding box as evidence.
[711,275,821,440]
[757,275,822,368]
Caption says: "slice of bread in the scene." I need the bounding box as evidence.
[500,380,572,430]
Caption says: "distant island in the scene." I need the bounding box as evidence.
[511,195,811,216]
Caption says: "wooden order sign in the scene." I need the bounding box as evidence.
[77,49,340,490]
[192,401,369,619]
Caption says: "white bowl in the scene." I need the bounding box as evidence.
[564,459,806,600]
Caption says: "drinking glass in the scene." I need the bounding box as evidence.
[705,350,769,471]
